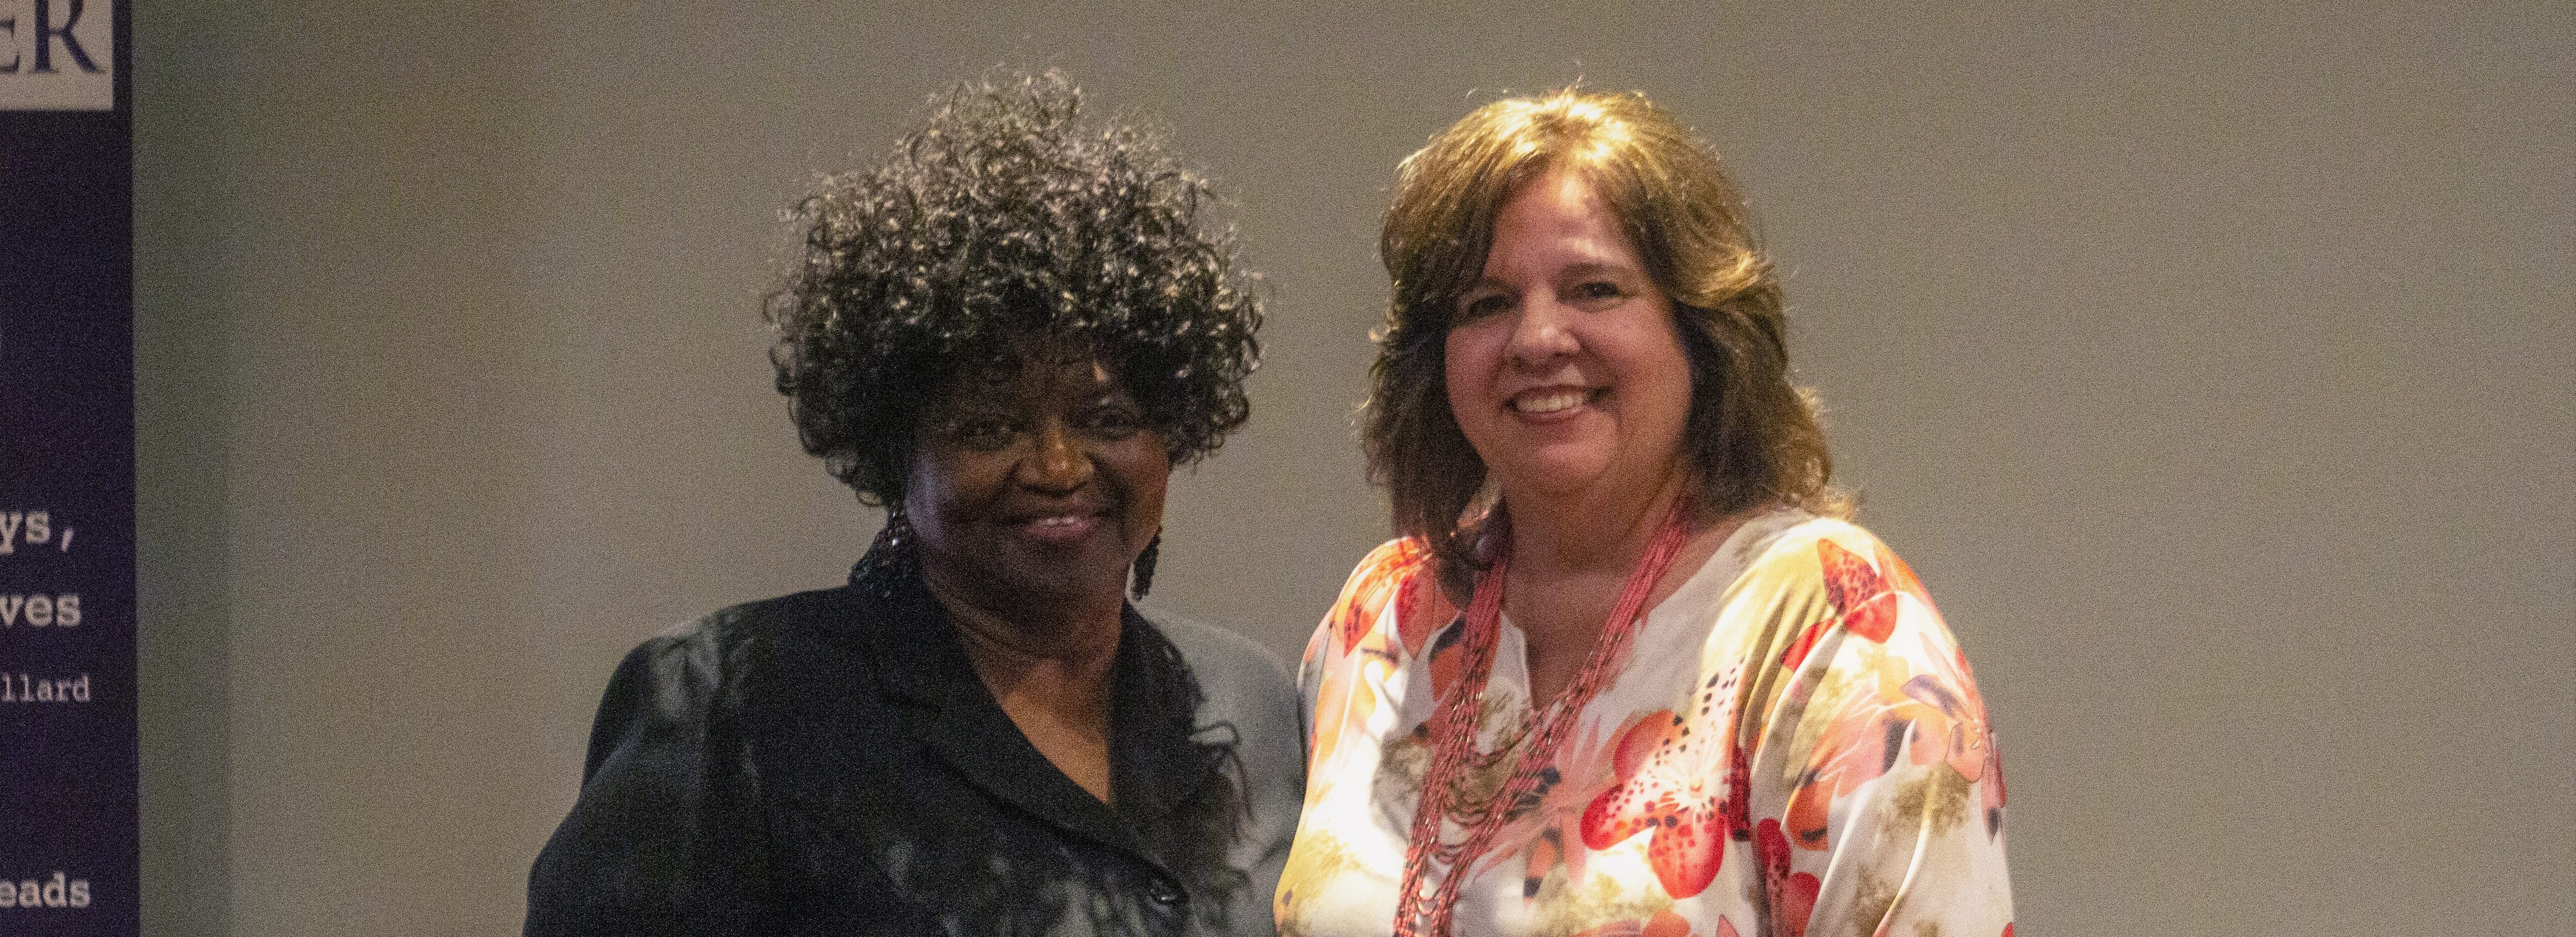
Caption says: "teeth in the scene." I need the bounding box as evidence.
[1513,389,1589,414]
[1032,516,1082,527]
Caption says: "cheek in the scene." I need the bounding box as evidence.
[1107,438,1172,525]
[1622,316,1698,436]
[907,448,1002,522]
[1443,324,1504,418]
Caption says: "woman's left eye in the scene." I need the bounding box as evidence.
[1575,280,1625,302]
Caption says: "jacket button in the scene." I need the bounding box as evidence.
[1146,880,1184,907]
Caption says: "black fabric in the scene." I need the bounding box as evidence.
[524,560,1293,937]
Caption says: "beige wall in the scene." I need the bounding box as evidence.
[134,3,2572,934]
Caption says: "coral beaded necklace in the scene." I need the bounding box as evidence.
[1392,506,1694,937]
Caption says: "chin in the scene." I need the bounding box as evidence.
[1003,566,1132,605]
[1496,452,1618,498]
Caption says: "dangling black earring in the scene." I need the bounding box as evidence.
[1129,530,1162,599]
[852,500,922,598]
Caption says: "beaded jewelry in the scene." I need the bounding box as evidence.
[1392,507,1693,937]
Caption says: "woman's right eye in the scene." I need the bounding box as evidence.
[1458,293,1511,320]
[947,418,1019,449]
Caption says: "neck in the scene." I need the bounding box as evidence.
[1501,468,1693,578]
[921,567,1125,702]
[920,562,1125,806]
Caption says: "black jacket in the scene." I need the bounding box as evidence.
[524,566,1304,936]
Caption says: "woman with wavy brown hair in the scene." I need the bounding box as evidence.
[1277,88,2013,937]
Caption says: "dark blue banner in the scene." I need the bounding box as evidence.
[1,0,137,933]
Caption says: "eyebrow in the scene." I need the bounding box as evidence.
[940,377,1133,409]
[1556,261,1641,279]
[1460,260,1642,293]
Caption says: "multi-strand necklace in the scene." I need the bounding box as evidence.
[1392,507,1693,937]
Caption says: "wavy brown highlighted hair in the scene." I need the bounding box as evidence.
[1363,87,1846,582]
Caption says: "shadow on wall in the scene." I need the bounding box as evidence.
[135,296,236,930]
[135,2,235,925]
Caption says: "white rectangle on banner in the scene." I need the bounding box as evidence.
[1,0,112,111]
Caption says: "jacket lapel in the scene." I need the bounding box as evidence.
[859,576,1143,857]
[1107,608,1224,828]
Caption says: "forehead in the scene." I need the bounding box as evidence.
[1498,173,1625,241]
[939,345,1119,402]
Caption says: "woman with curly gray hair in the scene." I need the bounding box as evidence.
[527,71,1303,937]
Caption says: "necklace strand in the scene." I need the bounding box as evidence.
[1392,507,1693,937]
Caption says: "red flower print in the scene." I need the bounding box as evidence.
[1487,715,1630,894]
[1757,819,1819,937]
[1778,542,1996,851]
[1898,632,1994,785]
[1577,664,1748,899]
[1780,651,1916,849]
[1877,544,1936,615]
[1819,539,1900,641]
[1306,541,1444,779]
[1783,538,1919,669]
[1323,539,1431,655]
[1393,564,1457,658]
[1567,909,1713,937]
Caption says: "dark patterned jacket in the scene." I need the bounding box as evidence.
[525,564,1303,936]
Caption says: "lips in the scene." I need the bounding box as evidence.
[1003,507,1109,543]
[1507,386,1604,417]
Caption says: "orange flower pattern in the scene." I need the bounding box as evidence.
[1277,510,2013,937]
[1573,678,1748,898]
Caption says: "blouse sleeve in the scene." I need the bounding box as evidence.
[1732,526,2014,937]
[1296,538,1451,781]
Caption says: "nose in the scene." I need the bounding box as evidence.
[1502,296,1579,369]
[1017,419,1094,493]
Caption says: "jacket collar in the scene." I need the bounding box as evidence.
[837,565,1216,854]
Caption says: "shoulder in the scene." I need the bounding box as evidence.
[531,588,863,935]
[1709,512,1936,622]
[1131,606,1307,860]
[1720,509,1893,572]
[1654,510,1964,708]
[1142,606,1296,704]
[1706,513,1980,757]
[1138,606,1302,771]
[692,585,859,648]
[1328,537,1439,613]
[572,585,882,787]
[1309,537,1452,667]
[647,586,857,660]
[603,587,858,717]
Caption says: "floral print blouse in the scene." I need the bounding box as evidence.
[1275,508,2013,937]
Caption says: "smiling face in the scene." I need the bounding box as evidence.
[903,347,1170,619]
[1444,169,1696,510]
